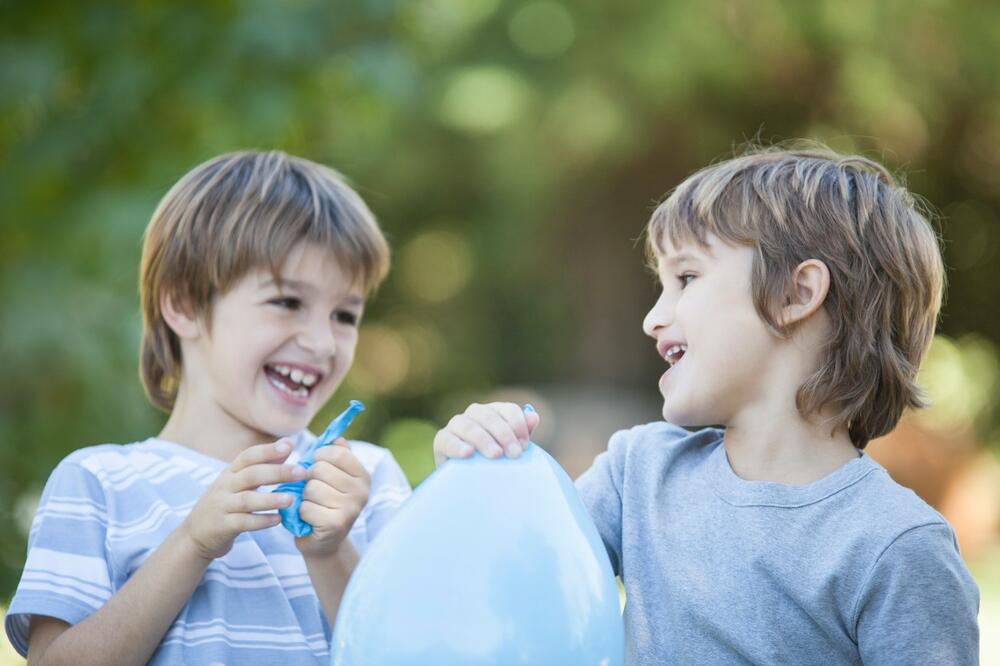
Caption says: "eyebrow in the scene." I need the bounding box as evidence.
[260,277,364,306]
[663,251,704,266]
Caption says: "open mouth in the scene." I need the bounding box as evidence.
[663,344,687,369]
[264,363,322,400]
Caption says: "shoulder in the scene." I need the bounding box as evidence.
[606,421,723,466]
[44,441,153,488]
[852,457,952,537]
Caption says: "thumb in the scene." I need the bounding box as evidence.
[332,436,350,448]
[523,404,541,435]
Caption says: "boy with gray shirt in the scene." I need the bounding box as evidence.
[434,145,980,663]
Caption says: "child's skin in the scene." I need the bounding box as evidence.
[434,231,859,486]
[28,242,370,665]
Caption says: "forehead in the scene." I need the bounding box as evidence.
[252,242,363,296]
[655,234,717,267]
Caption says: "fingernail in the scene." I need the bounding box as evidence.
[490,445,503,458]
[276,441,290,454]
[281,493,294,505]
[523,403,536,414]
[460,444,474,456]
[291,466,306,478]
[508,442,522,458]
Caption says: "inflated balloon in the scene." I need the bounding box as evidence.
[331,431,624,665]
[275,400,365,537]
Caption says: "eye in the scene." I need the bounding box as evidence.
[678,273,696,288]
[334,310,359,326]
[269,297,302,310]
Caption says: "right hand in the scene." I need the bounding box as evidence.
[180,438,306,561]
[433,402,541,466]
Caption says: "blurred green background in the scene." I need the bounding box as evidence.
[2,0,999,661]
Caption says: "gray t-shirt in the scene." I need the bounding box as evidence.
[575,422,980,665]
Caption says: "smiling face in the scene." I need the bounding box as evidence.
[178,241,364,444]
[642,233,782,427]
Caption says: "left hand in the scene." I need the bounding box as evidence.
[294,438,370,558]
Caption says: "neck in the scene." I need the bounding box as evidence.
[158,383,272,463]
[722,394,859,486]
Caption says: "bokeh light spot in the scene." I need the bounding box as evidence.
[400,230,473,302]
[439,66,530,133]
[508,2,575,59]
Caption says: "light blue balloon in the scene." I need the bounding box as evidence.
[331,440,624,665]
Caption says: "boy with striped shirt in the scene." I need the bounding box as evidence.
[6,151,411,664]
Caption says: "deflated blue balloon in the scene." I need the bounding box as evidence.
[331,435,624,665]
[275,400,365,538]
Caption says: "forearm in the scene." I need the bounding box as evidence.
[303,542,359,628]
[31,527,211,666]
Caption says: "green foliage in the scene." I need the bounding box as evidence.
[3,0,1000,602]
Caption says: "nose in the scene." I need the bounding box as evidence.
[297,313,337,359]
[642,290,672,339]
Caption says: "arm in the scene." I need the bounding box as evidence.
[294,438,371,626]
[301,542,359,628]
[27,527,211,665]
[26,440,306,666]
[573,431,627,576]
[854,523,980,665]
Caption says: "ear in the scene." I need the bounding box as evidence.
[161,292,202,340]
[780,259,830,326]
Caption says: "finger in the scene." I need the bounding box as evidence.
[312,445,368,479]
[468,403,522,457]
[225,512,282,533]
[298,500,354,531]
[523,404,540,435]
[232,462,306,491]
[308,462,368,496]
[494,403,534,454]
[433,431,474,465]
[227,491,294,514]
[230,439,294,473]
[302,477,351,508]
[448,414,504,458]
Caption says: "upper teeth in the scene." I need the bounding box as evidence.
[271,364,319,387]
[664,344,687,363]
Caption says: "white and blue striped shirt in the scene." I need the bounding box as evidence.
[5,434,411,663]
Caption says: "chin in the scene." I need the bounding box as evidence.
[662,401,718,428]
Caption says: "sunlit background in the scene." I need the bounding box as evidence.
[2,1,999,662]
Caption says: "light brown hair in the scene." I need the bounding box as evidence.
[139,150,390,412]
[647,143,945,449]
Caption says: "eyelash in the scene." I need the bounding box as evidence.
[335,311,359,326]
[269,298,359,326]
[270,297,302,310]
[678,273,696,288]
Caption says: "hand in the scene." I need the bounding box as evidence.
[433,402,540,466]
[294,438,370,559]
[180,439,305,561]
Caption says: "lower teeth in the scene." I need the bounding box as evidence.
[269,375,308,398]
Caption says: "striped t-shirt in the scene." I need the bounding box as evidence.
[5,433,411,663]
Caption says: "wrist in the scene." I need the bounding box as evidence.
[174,519,219,565]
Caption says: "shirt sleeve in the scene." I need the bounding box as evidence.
[854,522,980,665]
[361,450,411,543]
[574,429,628,576]
[4,460,116,657]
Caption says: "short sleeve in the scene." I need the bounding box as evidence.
[854,523,980,665]
[362,451,411,543]
[574,430,628,576]
[4,460,116,657]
